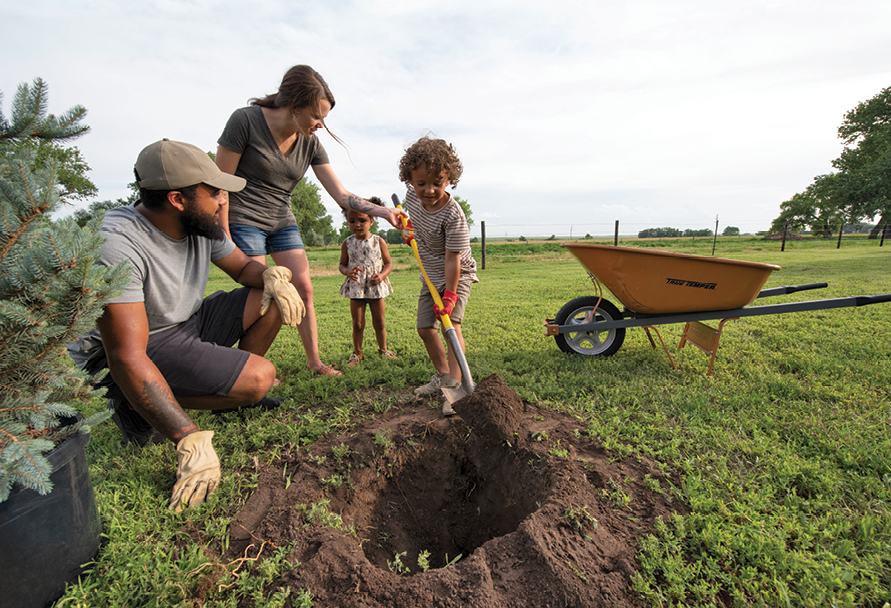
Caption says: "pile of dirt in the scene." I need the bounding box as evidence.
[222,375,685,607]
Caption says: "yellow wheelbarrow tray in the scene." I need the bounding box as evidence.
[545,243,891,374]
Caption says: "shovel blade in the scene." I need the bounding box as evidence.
[442,385,469,404]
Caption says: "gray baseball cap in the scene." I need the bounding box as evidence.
[135,138,246,192]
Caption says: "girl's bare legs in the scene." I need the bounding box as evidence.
[350,299,366,359]
[367,299,389,353]
[267,249,333,372]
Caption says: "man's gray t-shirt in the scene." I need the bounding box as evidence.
[217,105,330,231]
[98,205,237,334]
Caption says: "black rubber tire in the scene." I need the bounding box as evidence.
[553,296,626,356]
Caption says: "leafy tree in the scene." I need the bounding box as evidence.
[834,87,891,234]
[290,178,337,246]
[683,228,713,237]
[771,86,891,236]
[722,226,740,236]
[383,228,403,245]
[0,79,129,500]
[454,195,473,228]
[20,140,97,204]
[638,227,682,238]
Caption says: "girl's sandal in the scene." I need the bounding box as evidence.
[378,349,397,359]
[313,364,342,377]
[347,353,362,367]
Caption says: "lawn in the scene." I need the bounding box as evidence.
[57,235,891,607]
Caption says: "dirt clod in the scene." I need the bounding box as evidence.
[226,374,685,607]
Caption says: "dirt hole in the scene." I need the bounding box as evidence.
[358,422,548,572]
[221,375,687,607]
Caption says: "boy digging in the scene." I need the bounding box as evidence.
[398,137,478,416]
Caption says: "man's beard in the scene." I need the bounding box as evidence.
[181,203,225,241]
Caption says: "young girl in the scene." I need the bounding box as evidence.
[338,197,395,366]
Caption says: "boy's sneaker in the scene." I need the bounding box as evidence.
[108,399,165,447]
[414,372,452,396]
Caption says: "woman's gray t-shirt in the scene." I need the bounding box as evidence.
[218,105,330,231]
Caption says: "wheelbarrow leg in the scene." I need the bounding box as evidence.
[643,325,677,371]
[678,318,739,376]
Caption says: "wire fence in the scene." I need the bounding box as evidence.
[470,220,776,240]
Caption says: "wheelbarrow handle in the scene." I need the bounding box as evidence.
[757,283,828,299]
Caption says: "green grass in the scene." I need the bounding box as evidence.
[57,236,891,607]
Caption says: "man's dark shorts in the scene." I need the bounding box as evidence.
[93,288,252,400]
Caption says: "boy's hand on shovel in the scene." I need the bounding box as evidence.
[435,289,458,319]
[401,218,415,245]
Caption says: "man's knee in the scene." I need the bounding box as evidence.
[234,356,276,402]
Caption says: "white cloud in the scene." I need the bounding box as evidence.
[2,0,890,236]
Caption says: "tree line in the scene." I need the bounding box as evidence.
[637,226,740,239]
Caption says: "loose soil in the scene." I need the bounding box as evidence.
[225,375,686,607]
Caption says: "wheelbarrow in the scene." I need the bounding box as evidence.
[544,244,891,375]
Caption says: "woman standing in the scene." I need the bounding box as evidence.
[216,65,405,376]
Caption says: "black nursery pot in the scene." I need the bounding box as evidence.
[0,425,102,608]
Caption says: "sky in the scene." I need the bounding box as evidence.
[3,0,890,237]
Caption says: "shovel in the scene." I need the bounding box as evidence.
[391,193,475,404]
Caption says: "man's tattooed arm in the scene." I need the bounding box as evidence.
[133,380,198,443]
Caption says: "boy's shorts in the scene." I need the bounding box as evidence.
[230,223,304,256]
[416,279,472,330]
[95,288,252,400]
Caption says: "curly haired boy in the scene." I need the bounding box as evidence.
[398,136,478,415]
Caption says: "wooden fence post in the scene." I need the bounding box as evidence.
[614,220,619,246]
[481,221,486,270]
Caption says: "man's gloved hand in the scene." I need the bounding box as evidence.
[169,431,220,512]
[434,289,459,319]
[402,218,415,246]
[260,266,305,327]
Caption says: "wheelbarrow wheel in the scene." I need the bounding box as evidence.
[554,296,626,356]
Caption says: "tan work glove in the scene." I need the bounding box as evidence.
[260,266,305,328]
[169,431,221,512]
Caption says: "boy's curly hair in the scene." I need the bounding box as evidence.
[398,137,463,188]
[342,196,383,219]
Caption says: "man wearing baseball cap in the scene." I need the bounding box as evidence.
[76,139,304,511]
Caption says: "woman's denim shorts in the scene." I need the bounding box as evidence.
[230,224,304,256]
